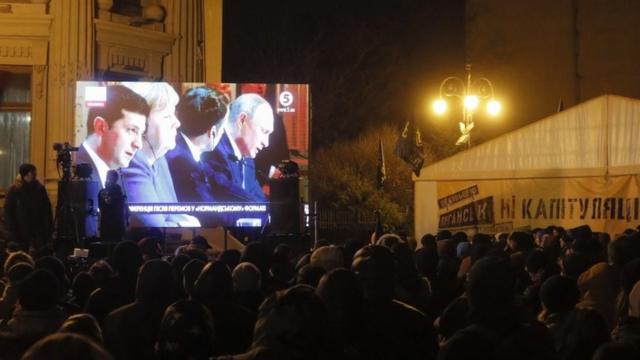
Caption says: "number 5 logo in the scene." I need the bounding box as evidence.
[279,91,293,107]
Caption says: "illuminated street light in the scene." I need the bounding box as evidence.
[432,64,500,147]
[433,98,447,115]
[487,99,501,116]
[464,95,479,111]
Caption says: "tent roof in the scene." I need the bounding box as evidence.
[415,95,640,181]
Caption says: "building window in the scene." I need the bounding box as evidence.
[0,66,31,193]
[112,0,142,17]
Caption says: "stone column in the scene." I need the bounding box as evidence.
[31,64,48,175]
[162,0,204,82]
[46,0,94,182]
[203,0,222,83]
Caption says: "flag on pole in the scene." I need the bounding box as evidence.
[394,121,425,176]
[377,138,386,190]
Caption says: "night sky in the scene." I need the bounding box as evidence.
[222,0,466,153]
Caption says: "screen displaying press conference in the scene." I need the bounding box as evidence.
[74,81,309,228]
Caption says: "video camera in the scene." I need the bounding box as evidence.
[277,160,299,178]
[53,142,79,181]
[53,142,79,152]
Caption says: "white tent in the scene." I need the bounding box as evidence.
[414,95,640,238]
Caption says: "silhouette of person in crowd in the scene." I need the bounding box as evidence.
[4,163,53,252]
[98,170,128,242]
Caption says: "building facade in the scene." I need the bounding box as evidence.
[0,0,221,201]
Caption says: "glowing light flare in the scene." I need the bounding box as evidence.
[464,95,479,111]
[487,99,501,116]
[432,99,447,115]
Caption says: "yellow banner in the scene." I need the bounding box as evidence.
[436,175,640,236]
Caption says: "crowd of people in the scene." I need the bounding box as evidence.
[1,216,640,359]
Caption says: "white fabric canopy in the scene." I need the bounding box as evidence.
[415,95,640,181]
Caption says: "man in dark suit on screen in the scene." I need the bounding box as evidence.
[74,85,148,236]
[165,86,229,226]
[76,85,149,188]
[202,93,274,202]
[166,86,230,201]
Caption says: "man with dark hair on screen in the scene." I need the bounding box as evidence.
[76,85,149,188]
[202,93,274,202]
[166,86,229,202]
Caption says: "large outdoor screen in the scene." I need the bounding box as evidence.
[74,82,309,228]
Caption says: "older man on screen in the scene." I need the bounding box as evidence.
[202,93,274,202]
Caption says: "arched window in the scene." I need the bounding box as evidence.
[0,66,31,192]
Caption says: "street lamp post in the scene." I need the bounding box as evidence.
[432,64,501,148]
